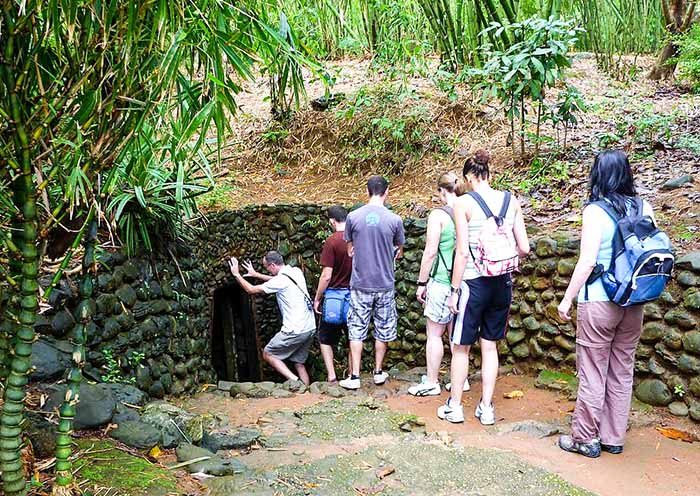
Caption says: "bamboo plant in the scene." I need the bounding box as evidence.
[0,1,320,494]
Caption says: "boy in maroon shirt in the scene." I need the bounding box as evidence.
[313,206,352,382]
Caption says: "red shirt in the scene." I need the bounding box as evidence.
[320,231,352,289]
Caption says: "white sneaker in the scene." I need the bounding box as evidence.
[339,376,361,390]
[408,375,441,397]
[474,401,495,425]
[373,371,389,385]
[437,398,464,423]
[445,378,470,392]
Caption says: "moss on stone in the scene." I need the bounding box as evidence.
[73,439,177,495]
[536,369,578,392]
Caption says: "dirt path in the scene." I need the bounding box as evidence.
[385,375,700,496]
[181,374,700,496]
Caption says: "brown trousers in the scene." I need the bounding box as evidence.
[572,301,644,445]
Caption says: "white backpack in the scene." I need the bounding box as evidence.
[467,191,519,277]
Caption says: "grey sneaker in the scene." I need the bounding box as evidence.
[474,401,495,425]
[558,435,601,458]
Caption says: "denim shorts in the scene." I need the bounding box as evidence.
[423,280,454,325]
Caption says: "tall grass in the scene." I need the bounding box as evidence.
[267,0,666,72]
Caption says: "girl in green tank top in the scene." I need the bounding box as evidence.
[430,216,455,286]
[409,173,468,397]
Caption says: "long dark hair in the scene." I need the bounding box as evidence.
[588,150,637,215]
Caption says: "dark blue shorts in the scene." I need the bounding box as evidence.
[452,274,512,346]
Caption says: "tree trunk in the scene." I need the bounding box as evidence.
[649,41,680,80]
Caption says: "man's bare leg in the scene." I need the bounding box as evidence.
[374,339,388,373]
[263,351,298,382]
[294,362,310,386]
[449,344,471,405]
[320,344,337,381]
[349,340,364,376]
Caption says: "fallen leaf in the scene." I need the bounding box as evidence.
[655,427,699,443]
[503,390,524,399]
[376,466,395,479]
[149,445,163,458]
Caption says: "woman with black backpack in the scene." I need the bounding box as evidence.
[439,150,530,424]
[557,150,673,458]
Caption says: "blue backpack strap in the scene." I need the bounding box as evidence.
[498,192,511,222]
[593,200,626,257]
[466,192,495,218]
[583,200,623,301]
[633,196,644,217]
[591,199,622,222]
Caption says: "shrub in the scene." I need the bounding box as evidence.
[474,16,583,161]
[676,24,700,92]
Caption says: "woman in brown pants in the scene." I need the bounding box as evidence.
[557,150,656,458]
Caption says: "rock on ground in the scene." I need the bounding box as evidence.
[201,428,262,452]
[141,401,205,448]
[176,443,247,476]
[110,421,161,449]
[495,419,563,439]
[46,383,117,429]
[30,338,72,382]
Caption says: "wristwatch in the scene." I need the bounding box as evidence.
[416,280,427,287]
[450,285,461,296]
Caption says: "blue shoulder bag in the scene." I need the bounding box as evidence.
[322,288,350,325]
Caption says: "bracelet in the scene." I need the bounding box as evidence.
[416,280,427,287]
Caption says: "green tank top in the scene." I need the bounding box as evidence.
[430,212,455,286]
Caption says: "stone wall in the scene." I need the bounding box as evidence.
[35,203,700,420]
[35,247,216,396]
[194,204,700,420]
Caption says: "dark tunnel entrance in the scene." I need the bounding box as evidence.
[211,283,261,382]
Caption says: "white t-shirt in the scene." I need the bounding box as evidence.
[261,265,316,335]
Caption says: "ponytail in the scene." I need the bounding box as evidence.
[437,172,465,195]
[463,149,490,180]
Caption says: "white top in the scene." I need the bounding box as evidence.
[261,265,316,335]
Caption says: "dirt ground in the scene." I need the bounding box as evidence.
[180,373,700,496]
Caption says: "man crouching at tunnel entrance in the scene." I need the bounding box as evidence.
[228,251,316,386]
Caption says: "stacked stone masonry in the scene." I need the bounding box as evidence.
[38,204,700,420]
[36,248,216,396]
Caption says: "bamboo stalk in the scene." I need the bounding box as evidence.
[52,214,97,495]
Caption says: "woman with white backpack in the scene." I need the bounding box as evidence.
[439,150,530,424]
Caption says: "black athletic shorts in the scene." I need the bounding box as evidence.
[318,320,346,346]
[452,274,512,346]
